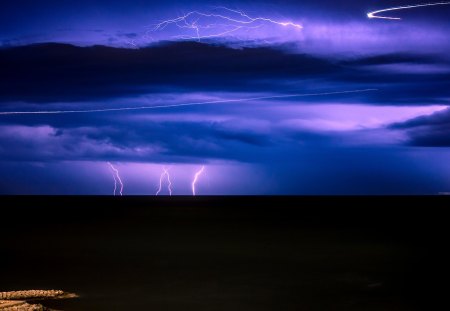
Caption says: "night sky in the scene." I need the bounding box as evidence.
[0,0,449,194]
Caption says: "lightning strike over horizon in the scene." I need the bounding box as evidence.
[156,167,173,196]
[149,7,302,41]
[0,89,378,116]
[367,2,450,20]
[108,162,123,196]
[192,166,205,196]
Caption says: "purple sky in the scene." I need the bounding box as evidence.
[0,1,449,194]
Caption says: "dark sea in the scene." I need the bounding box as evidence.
[1,197,447,310]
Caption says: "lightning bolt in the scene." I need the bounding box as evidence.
[149,7,302,41]
[0,89,378,116]
[156,167,172,196]
[367,2,450,20]
[108,162,123,196]
[192,166,205,196]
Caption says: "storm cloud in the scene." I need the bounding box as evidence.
[0,42,449,105]
[0,0,449,194]
[391,108,450,146]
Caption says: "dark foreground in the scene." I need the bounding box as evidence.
[1,197,448,310]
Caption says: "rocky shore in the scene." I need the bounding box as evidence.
[0,290,77,311]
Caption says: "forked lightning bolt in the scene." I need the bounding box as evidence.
[149,7,302,41]
[0,89,378,116]
[368,2,450,20]
[156,167,172,196]
[192,166,205,196]
[108,162,123,196]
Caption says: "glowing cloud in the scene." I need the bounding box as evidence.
[368,2,450,20]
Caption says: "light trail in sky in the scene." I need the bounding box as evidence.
[367,2,450,20]
[149,7,302,41]
[0,89,378,116]
[156,167,172,196]
[192,166,205,196]
[108,162,123,196]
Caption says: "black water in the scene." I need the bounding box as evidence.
[1,197,448,310]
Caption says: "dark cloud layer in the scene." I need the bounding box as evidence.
[0,42,341,102]
[391,108,450,147]
[1,42,449,105]
[0,115,270,163]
